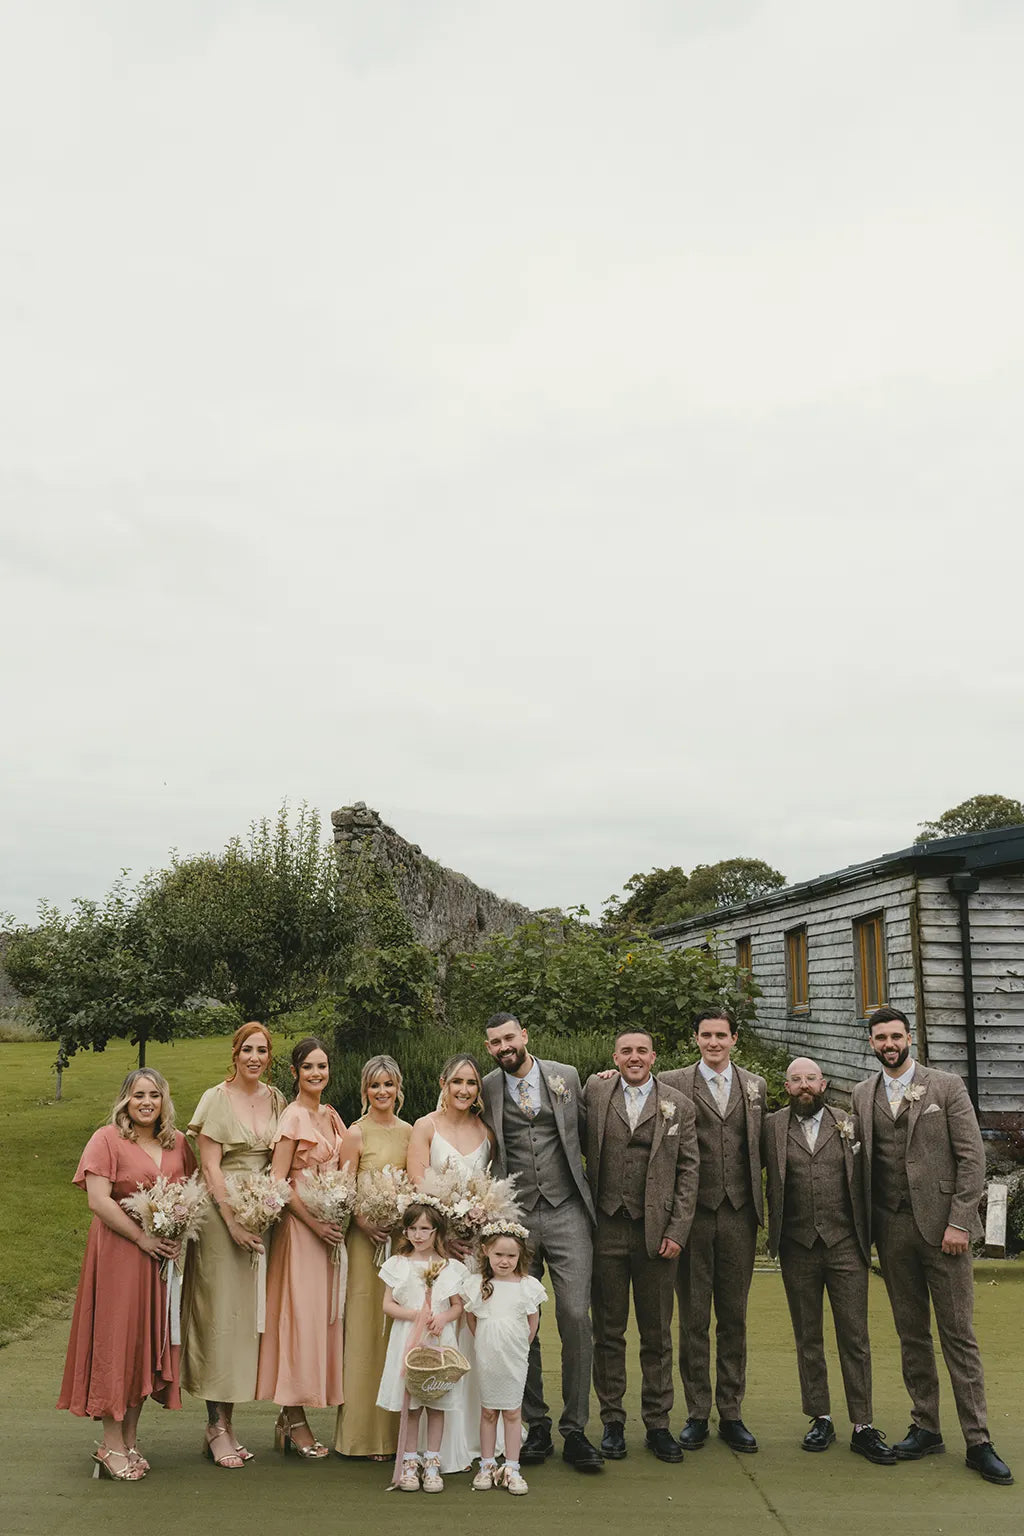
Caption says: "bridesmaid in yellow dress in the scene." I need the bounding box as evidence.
[180,1022,287,1468]
[256,1036,347,1458]
[334,1054,413,1460]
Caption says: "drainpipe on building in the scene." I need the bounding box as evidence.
[947,872,981,1113]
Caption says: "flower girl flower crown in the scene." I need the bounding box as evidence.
[479,1219,530,1243]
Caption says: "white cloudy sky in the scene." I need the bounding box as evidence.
[2,0,1023,925]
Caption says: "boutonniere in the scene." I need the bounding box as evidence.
[745,1080,762,1107]
[905,1084,925,1104]
[659,1100,676,1122]
[546,1074,572,1105]
[837,1117,861,1154]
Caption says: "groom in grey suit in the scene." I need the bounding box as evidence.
[482,1012,603,1472]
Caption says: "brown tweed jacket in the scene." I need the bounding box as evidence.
[583,1075,699,1256]
[850,1062,985,1246]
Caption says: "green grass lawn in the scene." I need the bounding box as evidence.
[0,1037,270,1343]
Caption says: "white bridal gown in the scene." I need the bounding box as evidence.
[423,1129,497,1473]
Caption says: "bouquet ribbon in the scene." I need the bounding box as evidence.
[330,1243,348,1326]
[161,1260,183,1347]
[254,1248,268,1335]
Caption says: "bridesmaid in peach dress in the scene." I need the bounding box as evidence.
[256,1036,347,1458]
[58,1068,195,1480]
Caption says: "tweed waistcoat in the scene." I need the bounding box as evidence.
[597,1094,655,1219]
[782,1121,855,1248]
[502,1078,576,1211]
[694,1082,754,1212]
[871,1079,911,1212]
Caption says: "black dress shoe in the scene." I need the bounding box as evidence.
[600,1422,627,1459]
[521,1422,554,1464]
[562,1431,604,1471]
[850,1426,897,1465]
[893,1425,945,1460]
[646,1428,684,1464]
[718,1419,758,1453]
[802,1417,836,1452]
[677,1417,709,1450]
[965,1441,1014,1486]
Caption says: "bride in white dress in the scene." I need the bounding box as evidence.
[407,1054,496,1473]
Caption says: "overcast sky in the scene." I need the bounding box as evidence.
[2,0,1023,927]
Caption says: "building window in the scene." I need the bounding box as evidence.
[786,927,809,1014]
[736,935,752,976]
[854,912,887,1016]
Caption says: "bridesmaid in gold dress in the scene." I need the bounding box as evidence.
[333,1054,412,1460]
[180,1022,287,1468]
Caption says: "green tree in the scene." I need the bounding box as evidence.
[445,907,757,1052]
[916,793,1024,843]
[606,858,786,930]
[135,803,350,1019]
[4,883,195,1065]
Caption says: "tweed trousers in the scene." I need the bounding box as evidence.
[675,1200,757,1420]
[778,1233,871,1424]
[592,1211,677,1430]
[874,1206,988,1446]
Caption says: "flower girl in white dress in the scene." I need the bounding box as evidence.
[376,1202,467,1492]
[462,1221,546,1496]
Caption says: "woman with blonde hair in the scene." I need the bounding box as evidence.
[334,1054,413,1460]
[180,1022,287,1468]
[58,1068,196,1480]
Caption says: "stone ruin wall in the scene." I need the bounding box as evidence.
[332,802,533,963]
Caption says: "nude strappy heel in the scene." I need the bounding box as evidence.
[274,1410,329,1460]
[92,1445,146,1481]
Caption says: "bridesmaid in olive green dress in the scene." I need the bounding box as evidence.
[334,1054,413,1459]
[181,1022,287,1468]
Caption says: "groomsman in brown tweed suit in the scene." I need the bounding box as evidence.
[658,1009,765,1453]
[584,1032,699,1464]
[851,1006,1013,1487]
[764,1057,896,1464]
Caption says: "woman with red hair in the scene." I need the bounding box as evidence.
[180,1022,286,1467]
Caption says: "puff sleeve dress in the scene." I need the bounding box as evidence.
[375,1256,469,1412]
[461,1273,547,1410]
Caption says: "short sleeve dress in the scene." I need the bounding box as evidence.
[57,1125,197,1420]
[375,1255,469,1412]
[179,1081,286,1403]
[461,1273,547,1409]
[255,1102,347,1407]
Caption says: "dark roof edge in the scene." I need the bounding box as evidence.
[652,824,1024,939]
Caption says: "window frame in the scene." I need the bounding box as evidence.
[736,935,752,976]
[785,926,809,1015]
[854,910,887,1017]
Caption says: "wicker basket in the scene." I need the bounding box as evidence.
[403,1343,470,1405]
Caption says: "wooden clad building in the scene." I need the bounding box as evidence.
[654,827,1024,1131]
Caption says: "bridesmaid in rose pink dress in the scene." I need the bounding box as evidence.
[57,1068,195,1480]
[256,1036,347,1458]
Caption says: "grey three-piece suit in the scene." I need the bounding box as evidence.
[483,1060,595,1436]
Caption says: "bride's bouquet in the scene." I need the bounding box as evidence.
[300,1163,357,1323]
[420,1163,522,1245]
[355,1163,414,1266]
[223,1170,292,1333]
[120,1172,211,1343]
